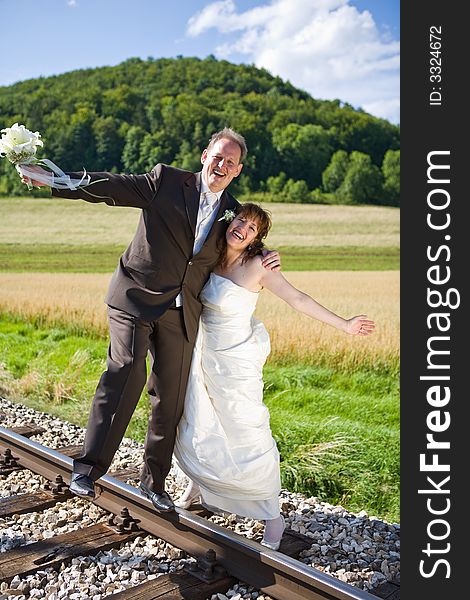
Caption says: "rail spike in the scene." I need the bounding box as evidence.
[185,548,227,583]
[43,474,71,498]
[0,447,22,474]
[108,507,141,533]
[0,447,20,467]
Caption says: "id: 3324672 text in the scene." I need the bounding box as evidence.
[429,25,442,107]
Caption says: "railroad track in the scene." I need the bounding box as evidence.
[0,422,399,600]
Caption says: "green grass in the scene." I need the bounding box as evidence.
[0,243,399,272]
[0,196,399,271]
[263,365,399,521]
[0,244,126,273]
[0,195,400,263]
[277,246,399,271]
[0,197,399,247]
[0,197,400,521]
[0,316,399,523]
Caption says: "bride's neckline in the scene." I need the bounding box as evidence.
[211,272,260,294]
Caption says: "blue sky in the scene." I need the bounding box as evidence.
[0,0,399,124]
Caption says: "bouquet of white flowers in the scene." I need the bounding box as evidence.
[0,122,93,190]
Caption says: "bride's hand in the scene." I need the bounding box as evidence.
[344,315,375,336]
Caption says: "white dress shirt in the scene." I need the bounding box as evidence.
[174,175,223,307]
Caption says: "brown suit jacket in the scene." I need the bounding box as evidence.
[52,164,240,342]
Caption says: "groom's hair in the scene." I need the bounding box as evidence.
[207,127,248,163]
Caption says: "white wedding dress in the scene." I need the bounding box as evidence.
[174,272,281,519]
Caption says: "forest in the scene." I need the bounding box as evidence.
[0,55,400,205]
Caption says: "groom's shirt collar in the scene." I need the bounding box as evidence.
[200,172,224,203]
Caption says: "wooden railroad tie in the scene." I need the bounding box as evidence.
[0,520,143,585]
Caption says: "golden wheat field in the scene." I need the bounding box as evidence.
[0,271,399,369]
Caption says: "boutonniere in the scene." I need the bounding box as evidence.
[218,209,236,223]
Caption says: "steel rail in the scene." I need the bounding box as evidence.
[0,426,378,600]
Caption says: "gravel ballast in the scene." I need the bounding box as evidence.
[0,397,399,599]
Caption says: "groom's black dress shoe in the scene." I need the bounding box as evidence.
[69,473,95,499]
[139,482,175,512]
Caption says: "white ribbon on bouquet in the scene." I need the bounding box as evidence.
[1,123,106,193]
[16,159,91,190]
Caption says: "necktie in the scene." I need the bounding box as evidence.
[199,191,217,225]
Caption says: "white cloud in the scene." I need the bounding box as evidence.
[187,0,399,124]
[67,0,78,7]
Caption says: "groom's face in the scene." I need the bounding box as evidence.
[201,138,243,192]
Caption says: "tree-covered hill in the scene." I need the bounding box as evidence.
[0,56,399,205]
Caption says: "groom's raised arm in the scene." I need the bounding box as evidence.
[21,163,163,209]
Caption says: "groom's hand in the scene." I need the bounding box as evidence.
[261,249,281,271]
[18,164,51,187]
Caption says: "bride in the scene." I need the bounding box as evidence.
[173,203,375,550]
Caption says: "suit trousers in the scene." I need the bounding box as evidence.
[73,305,194,492]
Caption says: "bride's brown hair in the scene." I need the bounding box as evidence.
[218,202,272,266]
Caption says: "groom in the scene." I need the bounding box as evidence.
[23,128,280,512]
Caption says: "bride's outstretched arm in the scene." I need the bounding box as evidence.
[260,269,375,336]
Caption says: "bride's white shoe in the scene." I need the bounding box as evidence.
[261,515,286,550]
[174,481,202,509]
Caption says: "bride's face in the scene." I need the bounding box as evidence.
[226,214,259,250]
